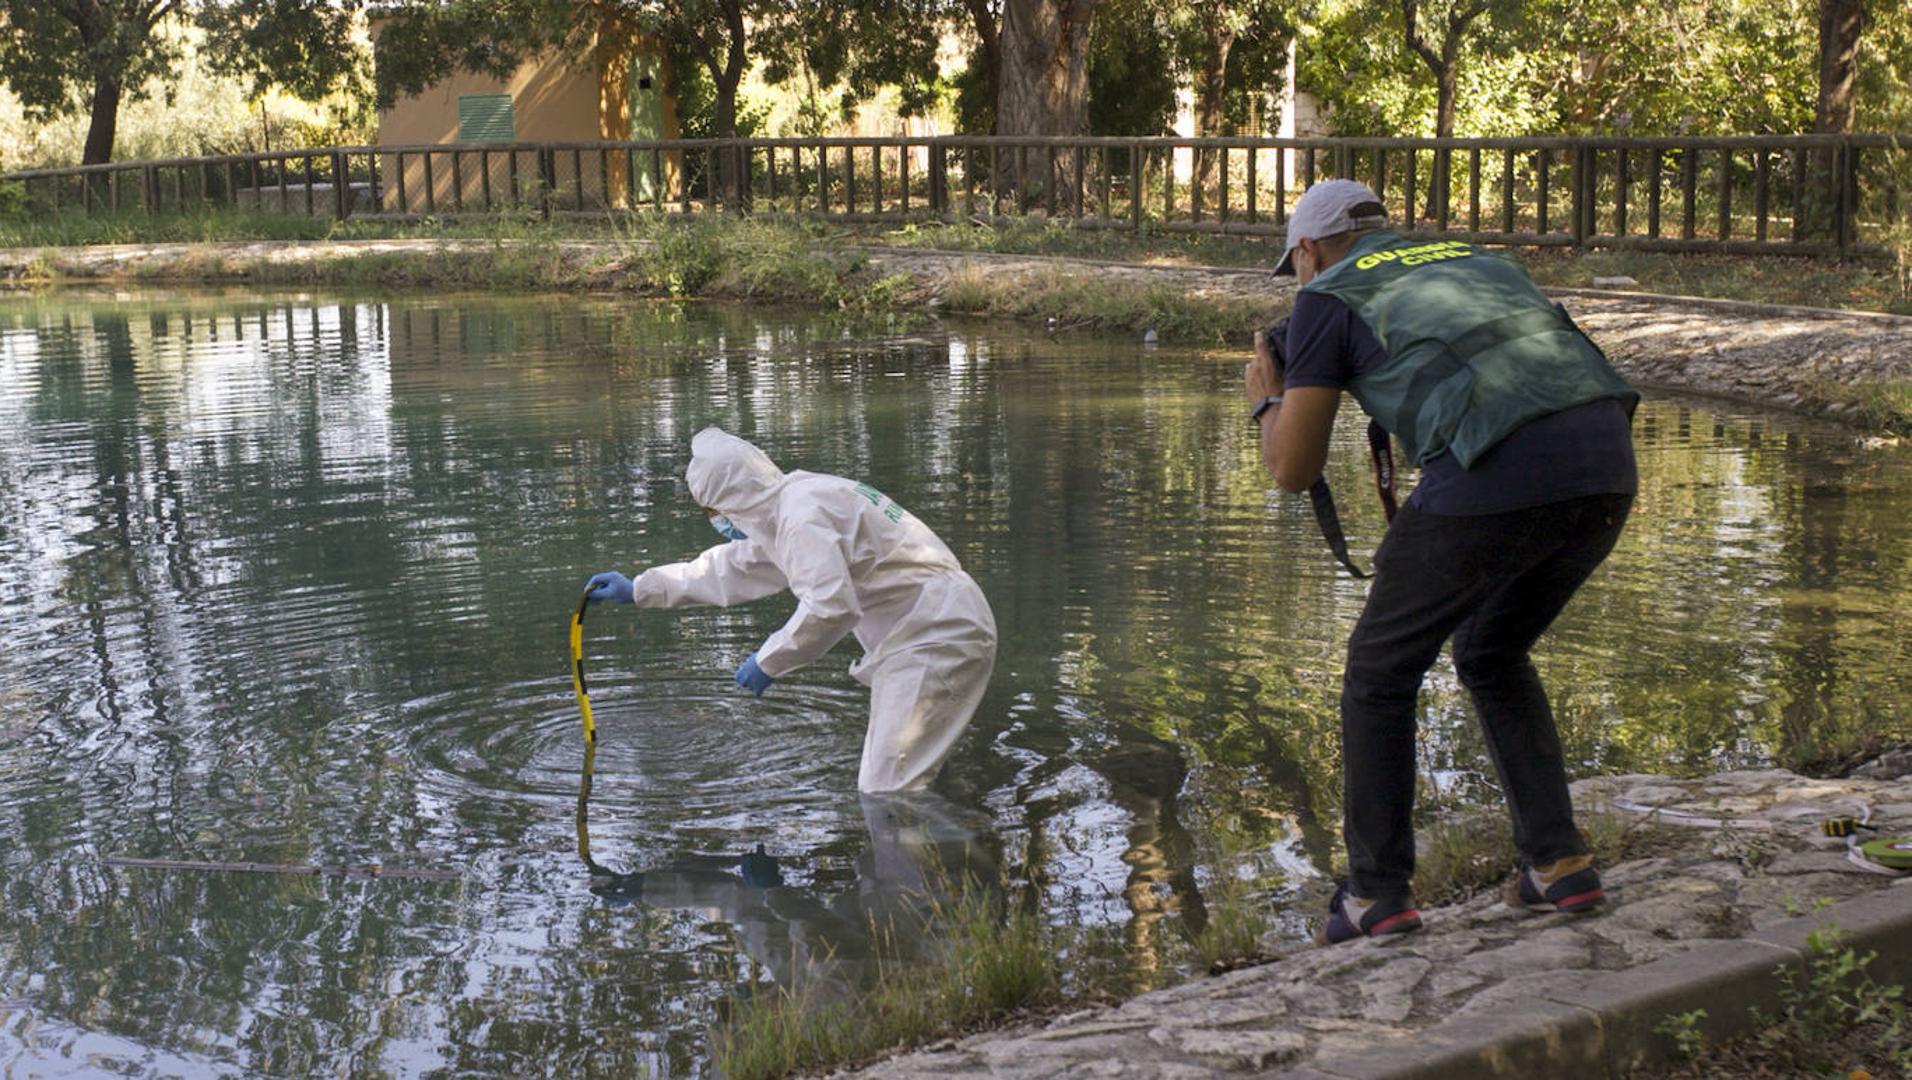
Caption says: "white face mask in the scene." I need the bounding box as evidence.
[709,514,747,541]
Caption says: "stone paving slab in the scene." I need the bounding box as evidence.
[847,768,1912,1080]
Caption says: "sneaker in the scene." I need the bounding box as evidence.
[1505,854,1606,914]
[1316,880,1423,945]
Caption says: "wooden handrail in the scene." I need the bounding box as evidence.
[5,133,1904,258]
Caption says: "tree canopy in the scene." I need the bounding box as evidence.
[0,0,364,164]
[1297,0,1909,138]
[5,0,1910,170]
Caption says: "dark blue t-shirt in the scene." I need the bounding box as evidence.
[1282,289,1638,516]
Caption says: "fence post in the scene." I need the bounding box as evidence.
[540,147,554,219]
[817,146,828,214]
[1275,147,1287,224]
[333,152,348,219]
[1716,148,1732,241]
[929,141,947,214]
[1614,147,1629,239]
[144,165,158,214]
[1403,149,1416,227]
[1536,149,1550,234]
[901,143,911,214]
[1791,145,1807,242]
[1072,144,1086,220]
[1571,144,1588,246]
[1162,146,1174,222]
[1753,148,1769,241]
[1680,146,1697,240]
[1245,146,1257,224]
[1837,140,1856,250]
[1648,148,1663,238]
[1501,148,1515,233]
[1468,146,1481,232]
[1129,142,1143,230]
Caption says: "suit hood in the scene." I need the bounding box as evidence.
[685,428,786,517]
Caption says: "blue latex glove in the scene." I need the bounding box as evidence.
[583,571,634,604]
[735,653,775,697]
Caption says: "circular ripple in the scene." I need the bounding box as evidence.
[405,669,868,821]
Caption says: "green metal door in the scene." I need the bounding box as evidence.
[629,53,664,202]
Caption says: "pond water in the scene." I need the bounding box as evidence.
[0,291,1907,1077]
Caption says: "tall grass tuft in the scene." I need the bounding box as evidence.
[710,882,1059,1080]
[940,263,1266,343]
[1412,807,1667,907]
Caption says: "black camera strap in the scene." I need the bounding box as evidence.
[1307,419,1398,580]
[1263,314,1399,579]
[1369,419,1398,523]
[1307,478,1367,579]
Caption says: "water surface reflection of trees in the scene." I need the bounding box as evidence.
[0,295,1905,1075]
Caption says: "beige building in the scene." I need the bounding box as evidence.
[372,16,681,212]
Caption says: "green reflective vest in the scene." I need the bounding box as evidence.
[1300,230,1638,468]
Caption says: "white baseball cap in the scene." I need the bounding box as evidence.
[1273,179,1390,277]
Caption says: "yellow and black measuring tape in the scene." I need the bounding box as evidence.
[569,589,597,745]
[1823,816,1912,870]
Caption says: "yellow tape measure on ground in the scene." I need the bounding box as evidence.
[569,591,597,744]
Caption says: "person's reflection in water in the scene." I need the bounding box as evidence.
[574,749,1000,993]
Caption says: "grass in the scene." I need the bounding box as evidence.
[1779,728,1912,779]
[1639,927,1911,1079]
[4,206,1909,314]
[857,218,1912,315]
[710,882,1061,1080]
[1411,806,1678,908]
[940,261,1265,343]
[1182,854,1282,975]
[0,208,922,311]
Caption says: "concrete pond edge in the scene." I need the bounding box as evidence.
[1284,882,1912,1080]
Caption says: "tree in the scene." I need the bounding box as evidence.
[1814,0,1863,134]
[997,0,1097,138]
[0,1,183,165]
[0,0,363,166]
[1164,0,1291,192]
[1399,0,1497,143]
[960,0,1003,132]
[770,0,950,127]
[1087,0,1176,138]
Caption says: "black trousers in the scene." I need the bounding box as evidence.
[1340,492,1633,899]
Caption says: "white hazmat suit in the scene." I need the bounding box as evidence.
[631,428,998,793]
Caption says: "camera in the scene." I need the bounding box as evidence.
[1261,315,1291,377]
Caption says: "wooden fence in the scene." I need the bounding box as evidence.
[5,134,1909,256]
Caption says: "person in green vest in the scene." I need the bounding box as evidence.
[1244,179,1639,945]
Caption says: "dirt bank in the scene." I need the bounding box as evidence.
[4,238,1908,432]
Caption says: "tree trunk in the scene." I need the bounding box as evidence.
[1810,0,1862,238]
[1425,66,1458,222]
[1402,0,1485,223]
[1193,18,1235,197]
[83,76,123,166]
[964,0,1002,133]
[1814,0,1863,134]
[705,0,749,207]
[997,0,1098,210]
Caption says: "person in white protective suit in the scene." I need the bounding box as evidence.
[582,428,998,793]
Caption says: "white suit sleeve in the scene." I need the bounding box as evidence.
[753,521,861,677]
[630,541,789,608]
